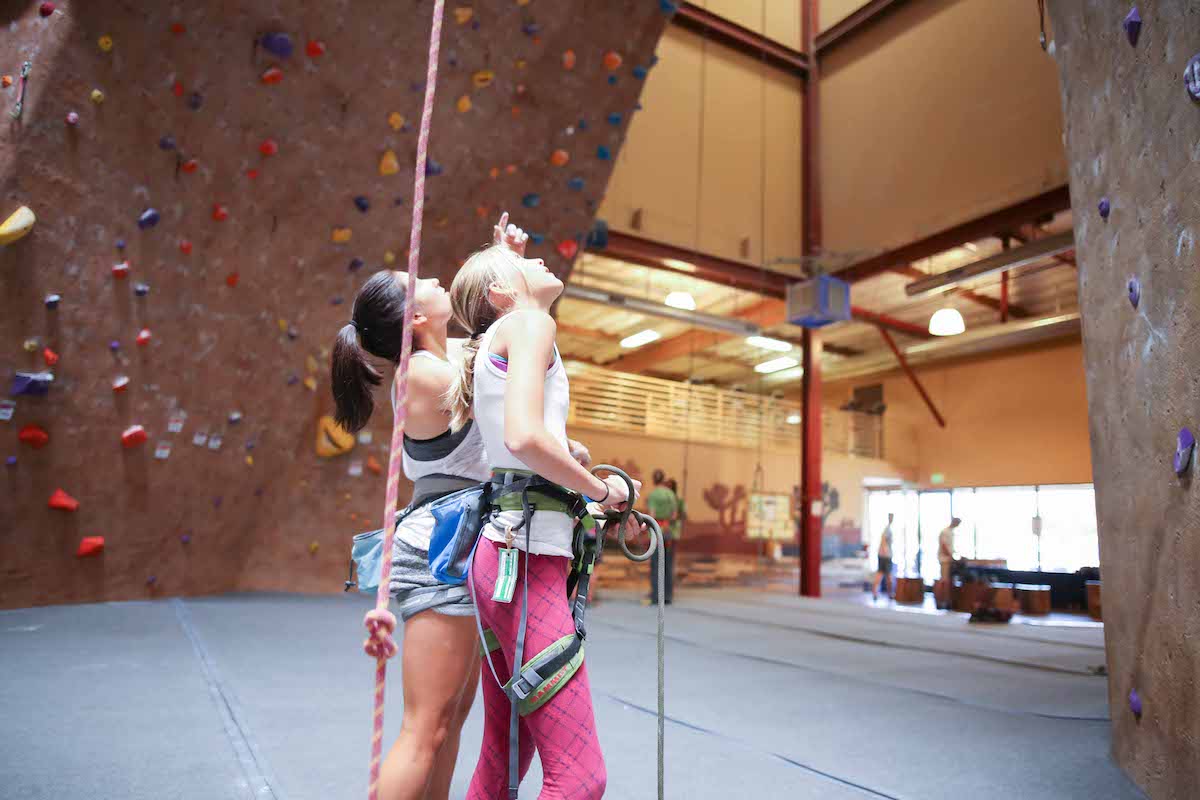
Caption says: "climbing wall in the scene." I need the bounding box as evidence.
[1047,2,1200,797]
[0,1,671,609]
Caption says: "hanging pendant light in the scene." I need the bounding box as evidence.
[928,307,966,336]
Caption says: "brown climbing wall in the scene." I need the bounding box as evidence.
[0,1,670,609]
[1047,1,1200,797]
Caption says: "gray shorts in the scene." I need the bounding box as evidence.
[388,535,475,622]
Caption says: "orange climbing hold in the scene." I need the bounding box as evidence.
[603,51,623,71]
[19,424,49,449]
[367,455,382,475]
[562,50,576,70]
[121,425,147,448]
[49,488,79,511]
[261,67,284,85]
[43,347,59,366]
[550,149,570,167]
[181,158,199,174]
[76,536,105,557]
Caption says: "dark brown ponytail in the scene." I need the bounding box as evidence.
[330,271,408,432]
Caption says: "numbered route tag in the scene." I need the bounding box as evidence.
[493,546,519,604]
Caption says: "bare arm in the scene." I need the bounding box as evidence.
[403,358,455,440]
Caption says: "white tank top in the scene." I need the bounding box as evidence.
[473,311,574,557]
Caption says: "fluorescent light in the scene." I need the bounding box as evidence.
[746,335,792,353]
[754,356,800,374]
[661,258,696,273]
[620,329,661,349]
[928,308,966,336]
[786,413,801,425]
[664,291,696,310]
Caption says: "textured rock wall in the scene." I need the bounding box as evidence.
[0,0,670,608]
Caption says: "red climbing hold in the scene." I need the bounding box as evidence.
[179,239,193,254]
[112,375,130,392]
[49,488,79,511]
[121,424,148,448]
[261,67,284,85]
[19,424,49,449]
[170,22,186,35]
[76,536,104,557]
[259,138,278,157]
[136,328,152,346]
[112,261,131,279]
[225,272,239,288]
[173,81,185,97]
[556,239,579,260]
[43,347,58,367]
[212,204,228,221]
[306,40,326,58]
[246,168,259,180]
[39,2,55,17]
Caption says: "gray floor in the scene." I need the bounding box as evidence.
[0,589,1145,800]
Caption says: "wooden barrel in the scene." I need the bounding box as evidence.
[1086,580,1102,620]
[991,582,1018,613]
[894,576,925,604]
[1016,584,1052,615]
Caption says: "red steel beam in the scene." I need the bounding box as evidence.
[815,0,909,55]
[878,328,947,428]
[672,3,810,76]
[1000,271,1010,323]
[799,328,823,597]
[833,186,1072,284]
[596,230,789,297]
[849,305,931,339]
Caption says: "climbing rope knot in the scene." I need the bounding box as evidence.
[362,608,398,660]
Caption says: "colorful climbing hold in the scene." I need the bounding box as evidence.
[136,328,152,346]
[596,145,611,160]
[228,411,243,425]
[456,95,473,113]
[49,488,79,511]
[170,22,186,35]
[562,50,577,70]
[39,3,55,17]
[122,425,148,448]
[455,7,474,24]
[260,32,294,59]
[5,456,15,467]
[557,240,580,260]
[1122,7,1142,47]
[261,67,284,85]
[354,196,370,213]
[138,208,160,229]
[179,239,193,255]
[112,261,131,279]
[45,293,61,309]
[303,376,317,391]
[1175,428,1195,475]
[1128,277,1141,309]
[146,576,157,586]
[309,541,320,555]
[379,149,400,176]
[472,69,496,89]
[1,76,11,89]
[568,176,585,191]
[550,149,570,167]
[259,138,279,157]
[1129,689,1143,717]
[367,455,383,475]
[112,375,130,392]
[225,272,239,288]
[1098,198,1110,219]
[180,533,191,544]
[607,75,618,85]
[348,257,365,271]
[173,81,185,98]
[42,347,58,366]
[187,91,203,110]
[246,168,259,180]
[633,66,648,79]
[332,227,353,244]
[659,0,678,13]
[19,425,49,449]
[388,111,404,131]
[603,51,623,71]
[65,111,79,126]
[98,35,114,53]
[0,206,36,245]
[1186,55,1200,101]
[316,414,355,457]
[306,39,326,58]
[159,135,176,150]
[109,340,120,352]
[383,251,396,265]
[522,193,541,208]
[181,158,199,174]
[212,204,229,221]
[22,337,38,353]
[607,112,622,125]
[76,537,105,557]
[426,159,444,177]
[12,372,53,396]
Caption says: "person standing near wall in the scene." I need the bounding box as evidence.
[646,470,678,605]
[871,513,895,602]
[937,517,962,610]
[665,478,685,601]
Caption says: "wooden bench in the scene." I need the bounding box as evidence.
[894,576,926,604]
[1086,580,1102,620]
[1016,583,1052,615]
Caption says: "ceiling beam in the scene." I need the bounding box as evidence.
[595,230,790,298]
[555,322,622,342]
[904,232,1075,297]
[886,265,1032,318]
[672,3,810,76]
[833,186,1071,284]
[815,0,909,56]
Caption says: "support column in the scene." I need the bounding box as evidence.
[799,328,822,597]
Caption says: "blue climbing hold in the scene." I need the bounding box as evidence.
[633,66,648,79]
[187,91,203,111]
[529,233,545,245]
[1098,198,1111,219]
[522,23,540,36]
[578,118,589,131]
[586,220,609,249]
[261,32,295,59]
[426,159,444,177]
[1174,428,1194,475]
[159,135,177,151]
[607,112,622,125]
[45,293,61,309]
[596,145,611,160]
[1129,689,1143,717]
[568,177,585,192]
[134,282,150,297]
[115,239,126,250]
[5,456,16,467]
[1128,277,1141,309]
[331,296,344,306]
[659,0,678,13]
[354,196,370,213]
[607,75,618,85]
[10,371,53,397]
[348,257,365,272]
[522,193,541,209]
[109,340,121,352]
[138,208,160,229]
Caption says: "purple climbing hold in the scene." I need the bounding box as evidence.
[394,197,405,206]
[425,159,444,177]
[1186,55,1200,101]
[354,196,370,213]
[1098,198,1111,219]
[1174,427,1195,475]
[568,176,585,191]
[187,91,203,111]
[607,112,622,125]
[1129,689,1143,717]
[348,257,365,272]
[6,456,16,467]
[138,208,160,229]
[181,534,191,544]
[331,296,344,305]
[1128,277,1141,308]
[287,326,298,340]
[596,145,611,161]
[45,293,61,309]
[246,438,256,450]
[159,135,176,151]
[228,411,243,424]
[115,239,126,250]
[287,374,300,386]
[110,339,121,352]
[11,372,53,397]
[1123,7,1141,47]
[260,32,294,59]
[134,282,150,297]
[213,496,223,509]
[447,51,458,67]
[471,20,480,30]
[522,193,541,209]
[521,22,540,36]
[146,575,157,586]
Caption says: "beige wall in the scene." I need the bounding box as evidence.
[820,0,1068,258]
[826,339,1093,489]
[819,0,868,30]
[696,0,803,50]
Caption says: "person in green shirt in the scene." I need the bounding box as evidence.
[666,478,685,542]
[645,470,678,604]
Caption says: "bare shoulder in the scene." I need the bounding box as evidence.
[495,309,556,343]
[408,352,454,394]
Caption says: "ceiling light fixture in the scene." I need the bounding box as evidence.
[661,258,696,273]
[754,356,800,374]
[745,335,792,353]
[620,329,662,349]
[785,413,801,425]
[664,291,696,311]
[928,307,966,336]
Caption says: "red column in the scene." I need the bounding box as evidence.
[800,328,822,597]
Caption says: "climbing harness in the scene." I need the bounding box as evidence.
[361,2,444,799]
[466,465,666,800]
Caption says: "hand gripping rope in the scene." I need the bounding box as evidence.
[361,2,445,799]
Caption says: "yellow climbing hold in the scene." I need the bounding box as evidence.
[245,455,254,466]
[98,35,114,52]
[454,7,474,24]
[384,250,396,264]
[388,111,404,131]
[379,149,400,176]
[306,355,320,373]
[308,541,320,555]
[0,205,36,245]
[516,0,531,6]
[456,94,472,113]
[303,376,317,391]
[516,58,527,70]
[331,227,352,244]
[277,318,289,333]
[90,88,105,104]
[472,69,495,89]
[316,415,355,458]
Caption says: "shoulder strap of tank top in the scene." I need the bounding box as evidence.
[480,309,554,360]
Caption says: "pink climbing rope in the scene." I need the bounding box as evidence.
[362,3,445,799]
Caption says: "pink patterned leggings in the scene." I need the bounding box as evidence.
[466,540,607,800]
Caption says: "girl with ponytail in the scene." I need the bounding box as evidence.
[331,215,529,800]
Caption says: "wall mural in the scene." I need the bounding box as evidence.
[703,482,747,535]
